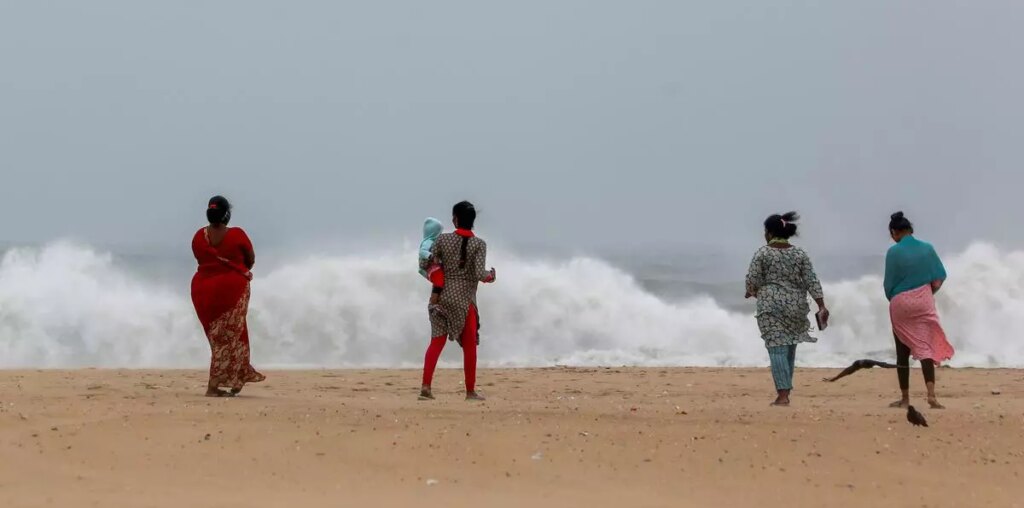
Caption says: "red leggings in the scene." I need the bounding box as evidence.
[422,304,478,392]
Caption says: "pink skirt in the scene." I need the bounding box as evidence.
[889,285,955,364]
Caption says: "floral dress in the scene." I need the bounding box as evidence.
[745,245,824,348]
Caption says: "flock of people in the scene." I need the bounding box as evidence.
[189,196,954,408]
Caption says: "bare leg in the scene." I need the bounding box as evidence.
[890,333,911,408]
[921,360,944,408]
[925,383,944,408]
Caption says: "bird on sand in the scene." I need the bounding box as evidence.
[907,405,928,427]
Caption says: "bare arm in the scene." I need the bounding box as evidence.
[237,229,255,276]
[475,241,495,283]
[243,249,255,270]
[803,254,826,311]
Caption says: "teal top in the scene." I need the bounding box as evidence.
[884,235,946,301]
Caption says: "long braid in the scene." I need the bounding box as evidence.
[459,235,469,268]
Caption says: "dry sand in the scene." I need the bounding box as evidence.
[1,367,1022,508]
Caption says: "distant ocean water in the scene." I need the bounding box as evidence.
[0,241,1021,369]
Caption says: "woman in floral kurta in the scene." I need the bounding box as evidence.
[419,201,496,401]
[745,212,828,406]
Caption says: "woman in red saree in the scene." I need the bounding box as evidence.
[190,196,265,397]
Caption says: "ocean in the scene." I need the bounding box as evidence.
[0,240,1021,369]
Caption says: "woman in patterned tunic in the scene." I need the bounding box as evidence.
[190,196,265,397]
[745,212,828,406]
[419,201,496,401]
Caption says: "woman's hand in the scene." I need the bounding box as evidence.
[745,291,755,299]
[483,268,496,283]
[244,271,254,282]
[814,298,829,320]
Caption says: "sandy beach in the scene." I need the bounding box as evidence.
[1,367,1021,508]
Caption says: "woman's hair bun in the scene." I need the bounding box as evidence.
[764,211,800,239]
[889,210,913,233]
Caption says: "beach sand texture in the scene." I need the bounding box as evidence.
[1,367,1022,508]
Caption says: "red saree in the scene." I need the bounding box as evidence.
[190,227,265,390]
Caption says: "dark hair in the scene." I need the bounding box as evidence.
[453,201,477,268]
[206,195,232,225]
[889,211,913,233]
[764,212,800,239]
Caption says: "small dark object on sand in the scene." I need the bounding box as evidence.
[907,406,928,427]
[823,359,898,382]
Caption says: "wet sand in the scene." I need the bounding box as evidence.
[1,367,1022,507]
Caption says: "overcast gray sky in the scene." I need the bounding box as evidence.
[1,1,1020,255]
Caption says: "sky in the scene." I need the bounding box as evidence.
[1,1,1021,257]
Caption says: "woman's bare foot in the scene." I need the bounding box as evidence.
[889,399,910,408]
[927,397,945,409]
[418,387,435,401]
[770,389,790,406]
[206,388,233,398]
[465,391,486,401]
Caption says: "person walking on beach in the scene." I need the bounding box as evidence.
[419,201,496,401]
[745,212,828,406]
[884,212,954,409]
[190,196,265,397]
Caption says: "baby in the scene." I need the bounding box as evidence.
[419,217,445,305]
